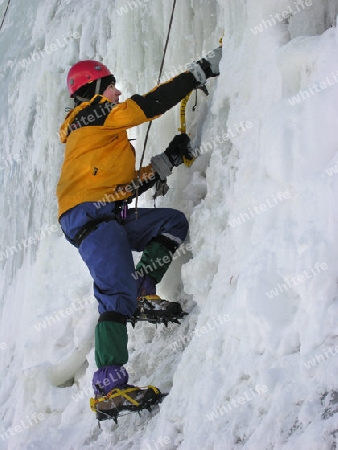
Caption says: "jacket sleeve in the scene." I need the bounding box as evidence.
[104,72,197,129]
[131,72,197,118]
[134,164,161,197]
[114,164,160,200]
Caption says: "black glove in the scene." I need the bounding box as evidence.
[164,134,193,167]
[188,47,222,86]
[151,134,194,180]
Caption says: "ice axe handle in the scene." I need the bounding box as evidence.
[183,155,194,167]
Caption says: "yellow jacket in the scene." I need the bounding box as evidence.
[57,72,196,218]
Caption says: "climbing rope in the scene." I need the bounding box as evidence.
[0,0,12,33]
[135,0,177,215]
[138,0,177,170]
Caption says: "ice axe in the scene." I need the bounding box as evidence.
[178,36,223,167]
[178,92,195,167]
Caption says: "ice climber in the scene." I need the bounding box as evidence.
[56,47,222,420]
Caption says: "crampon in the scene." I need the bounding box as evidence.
[90,385,168,423]
[128,295,188,327]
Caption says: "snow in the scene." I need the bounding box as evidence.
[1,0,338,449]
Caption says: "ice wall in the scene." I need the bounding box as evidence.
[0,0,338,449]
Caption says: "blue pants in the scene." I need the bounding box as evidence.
[60,202,189,316]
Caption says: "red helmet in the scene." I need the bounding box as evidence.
[67,60,113,97]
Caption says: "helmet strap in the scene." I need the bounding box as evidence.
[95,78,102,95]
[73,78,103,106]
[74,95,91,107]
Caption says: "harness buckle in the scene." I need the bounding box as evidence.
[115,200,128,223]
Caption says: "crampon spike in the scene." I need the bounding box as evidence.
[127,306,188,326]
[92,386,169,423]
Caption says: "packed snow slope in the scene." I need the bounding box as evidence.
[1,0,338,449]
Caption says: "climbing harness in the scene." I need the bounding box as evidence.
[61,201,128,248]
